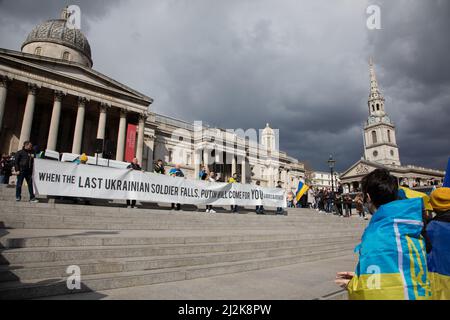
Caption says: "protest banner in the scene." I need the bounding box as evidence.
[33,159,287,208]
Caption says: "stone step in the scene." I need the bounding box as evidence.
[0,196,350,216]
[1,231,361,249]
[0,206,352,225]
[0,241,356,282]
[0,248,351,300]
[0,215,363,230]
[1,237,358,265]
[0,212,366,230]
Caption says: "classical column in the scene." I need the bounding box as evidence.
[135,112,147,164]
[46,90,65,151]
[18,83,38,149]
[194,148,201,179]
[241,157,247,184]
[0,76,11,130]
[231,155,237,175]
[116,109,127,161]
[145,136,155,172]
[95,103,109,158]
[72,97,88,154]
[203,148,210,170]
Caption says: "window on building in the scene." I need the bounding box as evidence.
[62,51,71,61]
[373,150,378,157]
[35,47,42,55]
[168,150,173,163]
[390,150,394,156]
[376,104,380,111]
[372,130,377,144]
[387,130,391,143]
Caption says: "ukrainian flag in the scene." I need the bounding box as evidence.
[398,186,433,211]
[295,181,309,202]
[347,198,432,300]
[427,220,450,300]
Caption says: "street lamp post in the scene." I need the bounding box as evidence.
[328,155,336,194]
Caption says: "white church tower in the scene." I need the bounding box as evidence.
[363,58,401,166]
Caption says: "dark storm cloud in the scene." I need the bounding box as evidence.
[0,0,448,172]
[367,0,450,170]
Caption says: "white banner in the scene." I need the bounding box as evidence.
[33,159,287,208]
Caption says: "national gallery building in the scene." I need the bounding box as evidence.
[0,8,305,192]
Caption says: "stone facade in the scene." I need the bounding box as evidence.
[0,8,305,194]
[363,59,401,166]
[311,171,340,190]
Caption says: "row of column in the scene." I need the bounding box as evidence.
[0,79,147,163]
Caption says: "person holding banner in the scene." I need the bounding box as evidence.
[199,166,208,181]
[14,141,38,203]
[169,164,184,211]
[206,171,218,213]
[126,158,142,209]
[228,173,239,213]
[154,159,166,175]
[276,181,285,215]
[255,180,265,215]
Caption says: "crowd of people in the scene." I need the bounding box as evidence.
[293,186,368,219]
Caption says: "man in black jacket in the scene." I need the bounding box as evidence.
[15,141,38,202]
[126,158,142,208]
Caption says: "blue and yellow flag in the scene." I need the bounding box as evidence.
[295,181,309,202]
[444,157,450,187]
[398,186,433,211]
[347,198,432,300]
[427,220,450,300]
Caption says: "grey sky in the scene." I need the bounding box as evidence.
[0,0,448,172]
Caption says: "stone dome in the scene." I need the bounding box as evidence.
[21,11,93,67]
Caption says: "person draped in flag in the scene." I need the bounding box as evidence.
[335,169,432,300]
[426,187,450,300]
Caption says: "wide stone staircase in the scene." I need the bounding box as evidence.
[0,185,367,299]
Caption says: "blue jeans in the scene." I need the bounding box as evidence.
[16,171,35,200]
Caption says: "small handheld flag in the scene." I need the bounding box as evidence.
[295,181,309,202]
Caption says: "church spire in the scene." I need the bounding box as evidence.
[369,57,383,100]
[367,57,385,116]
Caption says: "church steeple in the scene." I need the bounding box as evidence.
[363,58,401,166]
[368,57,386,116]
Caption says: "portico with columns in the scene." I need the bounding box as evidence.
[0,8,153,162]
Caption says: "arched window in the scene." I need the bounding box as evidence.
[372,105,375,112]
[371,130,377,144]
[62,51,70,61]
[35,47,42,55]
[376,104,380,111]
[387,130,392,143]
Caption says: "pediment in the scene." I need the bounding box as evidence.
[0,48,152,105]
